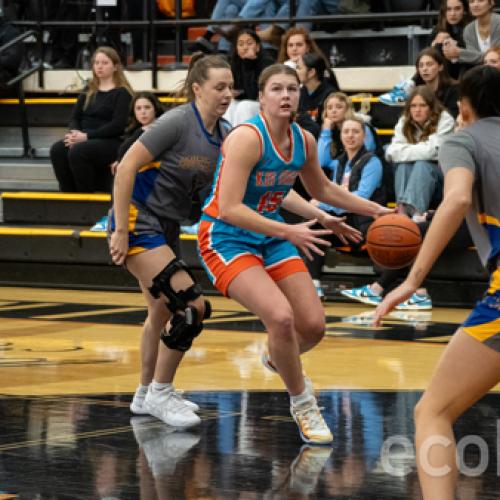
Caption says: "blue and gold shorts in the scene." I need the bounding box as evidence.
[462,267,500,352]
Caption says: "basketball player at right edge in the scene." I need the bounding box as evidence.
[374,66,500,500]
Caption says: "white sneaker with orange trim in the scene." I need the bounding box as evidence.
[290,396,333,445]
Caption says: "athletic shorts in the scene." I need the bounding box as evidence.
[197,217,307,296]
[462,267,500,352]
[108,204,180,257]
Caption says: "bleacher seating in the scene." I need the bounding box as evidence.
[0,6,494,304]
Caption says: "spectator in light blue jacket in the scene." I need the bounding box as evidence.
[318,92,376,174]
[307,116,384,298]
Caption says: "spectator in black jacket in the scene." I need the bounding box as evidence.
[414,46,459,118]
[230,28,275,101]
[431,0,472,79]
[50,46,133,193]
[0,12,22,89]
[110,91,164,174]
[296,51,339,138]
[224,30,274,125]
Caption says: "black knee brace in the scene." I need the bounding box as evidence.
[149,259,211,351]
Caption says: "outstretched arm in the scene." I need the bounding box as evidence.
[282,189,362,245]
[373,167,473,325]
[299,130,392,218]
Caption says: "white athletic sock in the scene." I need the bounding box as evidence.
[151,380,173,393]
[290,386,314,407]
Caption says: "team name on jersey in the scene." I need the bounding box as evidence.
[255,170,298,187]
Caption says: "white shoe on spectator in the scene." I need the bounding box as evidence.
[379,78,415,106]
[312,279,325,300]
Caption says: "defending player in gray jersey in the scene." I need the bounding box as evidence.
[109,54,233,428]
[374,65,500,500]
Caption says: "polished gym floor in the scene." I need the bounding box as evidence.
[0,286,499,499]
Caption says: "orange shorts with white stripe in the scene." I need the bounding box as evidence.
[197,218,307,296]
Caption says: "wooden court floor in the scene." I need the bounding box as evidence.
[0,286,499,499]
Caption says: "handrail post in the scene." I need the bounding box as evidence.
[150,0,157,89]
[175,0,182,64]
[289,0,296,27]
[36,4,44,88]
[17,83,32,158]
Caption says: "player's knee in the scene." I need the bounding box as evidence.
[267,308,294,340]
[148,259,211,351]
[305,313,326,339]
[414,395,448,425]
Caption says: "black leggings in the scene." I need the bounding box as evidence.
[50,138,121,193]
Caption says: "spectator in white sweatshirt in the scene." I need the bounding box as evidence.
[386,86,455,218]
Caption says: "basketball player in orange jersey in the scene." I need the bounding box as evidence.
[374,65,500,499]
[198,64,392,444]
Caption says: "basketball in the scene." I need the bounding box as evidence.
[366,214,422,269]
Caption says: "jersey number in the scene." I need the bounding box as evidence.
[257,191,285,213]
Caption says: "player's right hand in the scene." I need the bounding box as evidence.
[285,219,333,261]
[373,205,395,218]
[109,230,129,266]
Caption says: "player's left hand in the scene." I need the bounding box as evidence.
[373,281,416,327]
[320,214,362,245]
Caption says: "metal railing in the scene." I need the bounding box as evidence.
[9,0,446,90]
[0,29,42,157]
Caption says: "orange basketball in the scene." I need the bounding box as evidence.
[366,214,422,269]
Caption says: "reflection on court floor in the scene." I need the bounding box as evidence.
[0,287,498,499]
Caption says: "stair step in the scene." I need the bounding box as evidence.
[0,161,55,180]
[1,192,111,225]
[0,179,59,191]
[0,224,200,267]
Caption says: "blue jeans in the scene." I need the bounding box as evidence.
[209,0,247,52]
[239,0,286,30]
[296,0,341,29]
[394,160,443,214]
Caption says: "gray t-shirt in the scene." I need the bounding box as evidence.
[138,102,231,224]
[439,117,500,267]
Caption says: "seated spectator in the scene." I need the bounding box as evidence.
[193,0,247,54]
[50,46,133,193]
[223,28,274,125]
[277,27,324,69]
[414,47,459,117]
[111,91,164,174]
[46,0,91,68]
[230,28,274,101]
[431,0,472,79]
[306,117,385,298]
[239,0,290,48]
[484,44,500,67]
[319,92,377,169]
[386,86,454,219]
[380,0,470,106]
[91,91,163,232]
[442,0,500,66]
[0,10,22,90]
[296,52,339,138]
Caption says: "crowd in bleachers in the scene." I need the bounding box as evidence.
[2,0,500,308]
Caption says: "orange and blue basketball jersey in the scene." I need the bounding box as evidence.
[198,113,310,295]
